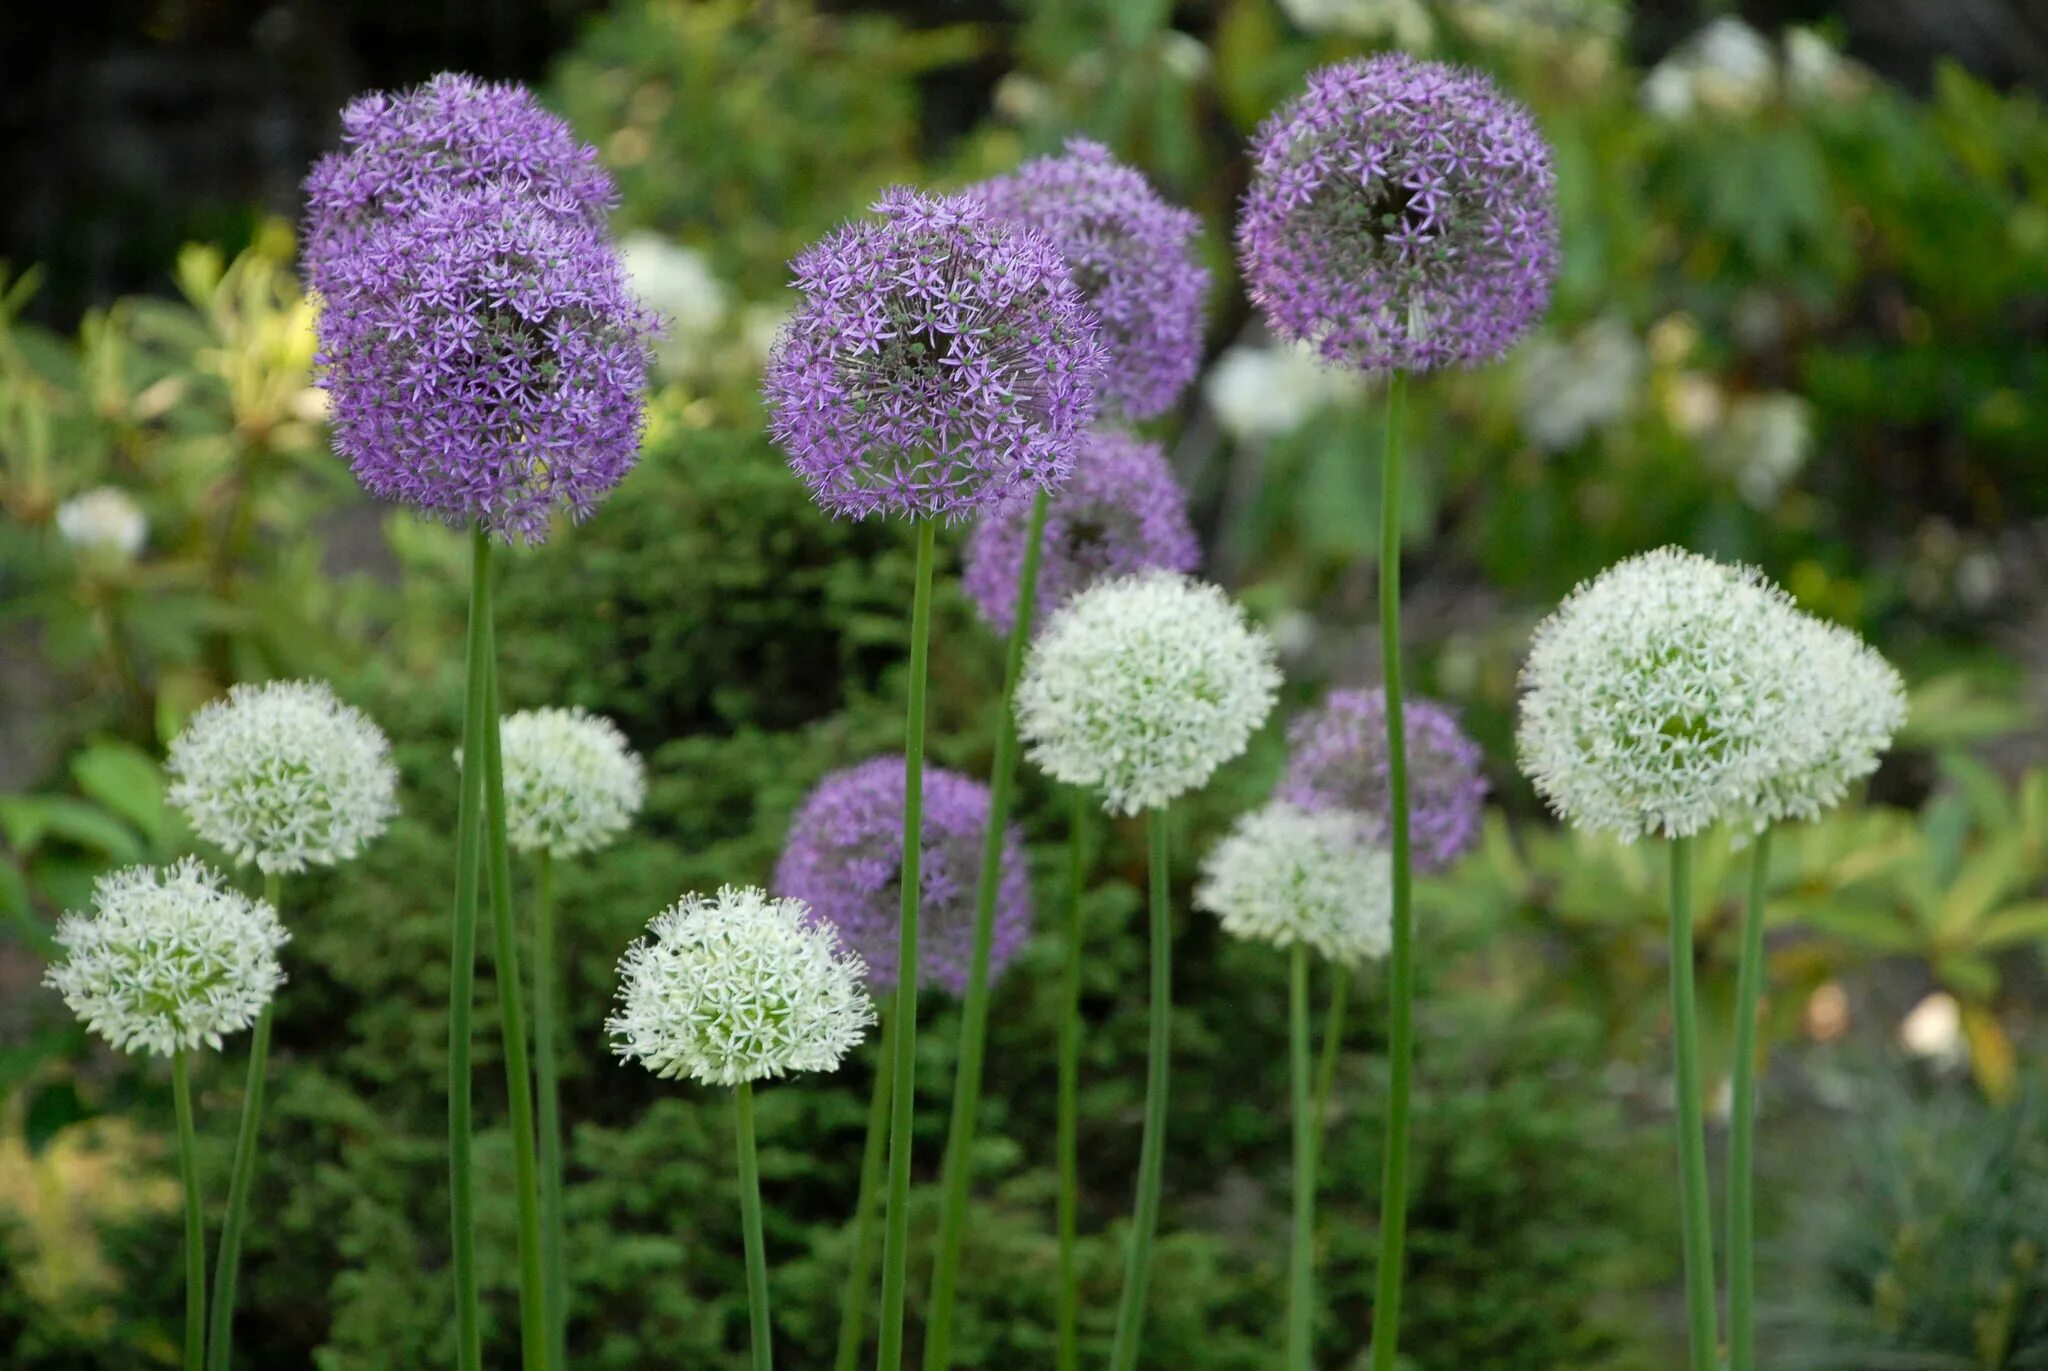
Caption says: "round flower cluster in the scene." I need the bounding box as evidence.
[315,184,655,543]
[764,187,1107,521]
[1196,803,1393,965]
[1278,687,1487,871]
[1017,571,1281,816]
[45,858,288,1056]
[962,429,1200,635]
[773,757,1031,995]
[1237,55,1559,373]
[973,138,1209,420]
[167,680,399,874]
[55,487,148,565]
[608,885,874,1087]
[301,72,618,298]
[497,707,646,858]
[1751,613,1906,826]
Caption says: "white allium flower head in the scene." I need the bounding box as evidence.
[608,885,874,1087]
[498,707,646,858]
[1017,571,1282,816]
[1751,614,1905,825]
[167,680,398,874]
[56,486,148,563]
[1196,802,1392,965]
[44,858,287,1056]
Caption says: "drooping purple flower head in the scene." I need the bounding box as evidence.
[302,73,618,300]
[973,139,1209,420]
[773,757,1032,995]
[763,187,1108,522]
[314,185,655,544]
[963,428,1200,635]
[1278,687,1488,871]
[1237,56,1559,375]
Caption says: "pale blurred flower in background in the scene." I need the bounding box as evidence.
[621,231,729,376]
[1899,991,1964,1064]
[1205,341,1364,444]
[1663,371,1726,437]
[1712,392,1813,506]
[1276,0,1433,48]
[55,487,147,567]
[1643,17,1776,121]
[1517,317,1646,452]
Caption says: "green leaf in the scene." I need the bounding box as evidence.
[0,795,145,863]
[71,740,171,853]
[1974,900,2048,950]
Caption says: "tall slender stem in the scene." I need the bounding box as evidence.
[1669,835,1720,1368]
[1368,371,1414,1371]
[1312,969,1351,1150]
[1055,789,1087,1371]
[206,871,280,1371]
[736,1081,774,1371]
[1727,829,1773,1371]
[534,849,568,1369]
[925,489,1050,1371]
[836,1011,896,1371]
[172,1050,206,1371]
[1287,944,1316,1371]
[877,518,937,1371]
[449,525,492,1371]
[1108,804,1172,1371]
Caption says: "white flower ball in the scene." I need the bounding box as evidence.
[56,486,148,564]
[608,885,874,1087]
[1751,614,1905,824]
[498,707,646,858]
[44,858,287,1056]
[166,680,399,874]
[1195,803,1392,965]
[1017,571,1281,816]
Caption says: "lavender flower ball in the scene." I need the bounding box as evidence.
[773,757,1032,995]
[302,73,618,299]
[973,139,1209,420]
[1278,688,1487,872]
[962,429,1200,636]
[315,185,654,543]
[1237,55,1559,374]
[764,187,1108,522]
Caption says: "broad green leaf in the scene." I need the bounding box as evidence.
[71,741,170,853]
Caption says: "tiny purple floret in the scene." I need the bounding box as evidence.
[1278,687,1488,871]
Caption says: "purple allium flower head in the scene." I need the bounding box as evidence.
[763,187,1108,522]
[962,428,1200,635]
[773,757,1032,996]
[973,139,1209,420]
[1237,56,1559,375]
[314,185,655,544]
[1278,687,1488,871]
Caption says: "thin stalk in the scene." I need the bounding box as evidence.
[1312,969,1351,1149]
[172,1050,206,1371]
[1287,944,1316,1371]
[449,525,493,1371]
[737,1081,773,1371]
[1669,835,1720,1368]
[924,488,1050,1371]
[1107,805,1172,1371]
[876,518,938,1371]
[205,871,281,1371]
[1055,790,1087,1371]
[835,1010,896,1371]
[1727,829,1773,1371]
[534,849,568,1369]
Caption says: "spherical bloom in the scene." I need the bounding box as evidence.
[166,680,398,874]
[973,138,1208,420]
[44,858,288,1056]
[962,429,1200,635]
[1017,571,1281,815]
[1750,614,1905,825]
[315,184,655,543]
[773,757,1031,995]
[55,487,148,564]
[1278,687,1487,871]
[301,72,618,299]
[498,707,646,858]
[1195,803,1392,965]
[608,885,873,1087]
[763,187,1107,522]
[1237,55,1559,373]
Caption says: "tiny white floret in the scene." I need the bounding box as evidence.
[1196,802,1392,965]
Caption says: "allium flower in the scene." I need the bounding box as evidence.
[620,232,730,376]
[773,757,1032,995]
[498,707,646,858]
[55,487,148,564]
[44,858,288,1056]
[1751,616,1905,825]
[301,73,618,298]
[973,138,1208,420]
[1204,339,1365,443]
[1237,55,1559,373]
[1278,687,1487,871]
[962,429,1200,635]
[608,885,874,1086]
[1017,571,1281,815]
[1195,803,1392,965]
[763,187,1107,521]
[315,184,654,543]
[167,680,398,875]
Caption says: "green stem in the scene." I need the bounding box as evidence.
[205,872,280,1371]
[449,525,492,1371]
[1727,829,1772,1371]
[877,518,937,1371]
[172,1050,206,1371]
[737,1081,773,1371]
[1368,371,1413,1371]
[1287,944,1315,1371]
[534,850,568,1369]
[1055,790,1087,1371]
[1669,835,1720,1369]
[835,1011,896,1371]
[1312,969,1351,1151]
[1108,805,1172,1371]
[924,489,1049,1371]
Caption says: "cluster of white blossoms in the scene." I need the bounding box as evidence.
[44,858,288,1056]
[55,486,149,565]
[608,886,873,1088]
[167,680,399,874]
[1753,614,1907,825]
[1016,571,1281,816]
[498,707,646,858]
[1196,803,1393,965]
